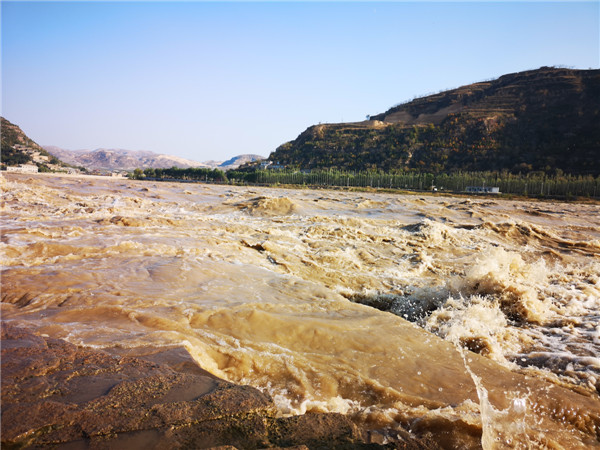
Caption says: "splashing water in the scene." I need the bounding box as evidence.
[453,338,531,449]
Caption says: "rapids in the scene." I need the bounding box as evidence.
[2,173,599,448]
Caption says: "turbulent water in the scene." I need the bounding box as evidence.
[2,173,600,448]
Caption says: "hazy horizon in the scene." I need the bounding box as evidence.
[2,1,599,162]
[40,144,257,163]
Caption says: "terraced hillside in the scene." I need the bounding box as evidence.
[269,67,600,175]
[1,117,67,171]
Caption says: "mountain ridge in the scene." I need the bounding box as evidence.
[43,146,211,171]
[43,146,265,172]
[1,117,265,173]
[268,67,600,175]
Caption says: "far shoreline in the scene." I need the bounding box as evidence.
[4,170,599,205]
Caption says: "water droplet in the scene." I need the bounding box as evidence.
[512,398,527,414]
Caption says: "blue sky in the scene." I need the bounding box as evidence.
[2,1,599,162]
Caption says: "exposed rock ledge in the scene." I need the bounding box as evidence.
[1,323,437,449]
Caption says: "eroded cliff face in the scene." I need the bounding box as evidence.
[269,67,600,174]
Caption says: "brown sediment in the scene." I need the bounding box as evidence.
[0,322,437,449]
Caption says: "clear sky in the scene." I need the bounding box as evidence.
[2,1,599,162]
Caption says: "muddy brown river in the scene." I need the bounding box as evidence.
[2,173,599,448]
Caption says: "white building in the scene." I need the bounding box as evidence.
[6,164,39,174]
[260,161,285,170]
[465,186,500,194]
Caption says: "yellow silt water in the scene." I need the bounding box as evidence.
[2,173,599,448]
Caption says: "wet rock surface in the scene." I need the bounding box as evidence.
[1,323,437,449]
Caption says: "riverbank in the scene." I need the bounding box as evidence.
[8,171,599,205]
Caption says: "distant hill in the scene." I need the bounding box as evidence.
[43,146,212,171]
[44,147,265,172]
[1,117,67,170]
[218,154,265,169]
[269,67,600,175]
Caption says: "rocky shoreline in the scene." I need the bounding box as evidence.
[1,322,439,449]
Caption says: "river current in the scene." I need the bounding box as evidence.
[2,173,599,448]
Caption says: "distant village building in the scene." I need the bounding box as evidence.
[465,186,500,194]
[260,161,285,170]
[6,164,39,174]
